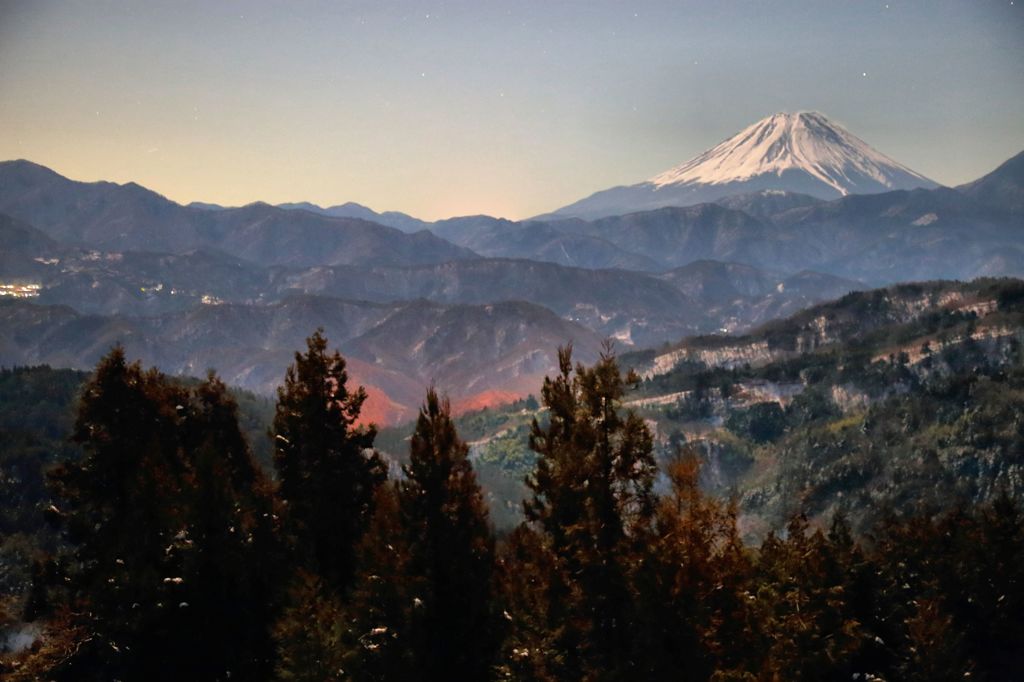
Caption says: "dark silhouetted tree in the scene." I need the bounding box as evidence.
[273,569,348,682]
[273,329,386,591]
[344,389,498,681]
[749,514,866,680]
[515,345,657,680]
[45,350,282,680]
[400,389,498,680]
[47,348,189,680]
[338,485,414,681]
[173,372,283,679]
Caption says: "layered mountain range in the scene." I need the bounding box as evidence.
[1,112,1021,423]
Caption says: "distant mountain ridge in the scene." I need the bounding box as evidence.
[1,147,1022,423]
[0,296,604,424]
[957,149,1024,217]
[277,201,429,233]
[6,219,845,348]
[0,160,471,268]
[542,111,938,219]
[4,148,1015,286]
[185,199,430,233]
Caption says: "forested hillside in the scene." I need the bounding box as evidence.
[2,282,1023,678]
[422,279,1024,537]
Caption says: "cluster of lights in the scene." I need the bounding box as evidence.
[0,283,41,298]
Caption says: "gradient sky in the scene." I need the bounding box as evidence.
[1,1,1022,220]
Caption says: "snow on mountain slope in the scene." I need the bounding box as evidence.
[542,112,938,220]
[649,112,933,194]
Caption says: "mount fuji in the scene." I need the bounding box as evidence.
[543,111,938,219]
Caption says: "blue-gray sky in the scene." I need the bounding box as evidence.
[1,0,1021,219]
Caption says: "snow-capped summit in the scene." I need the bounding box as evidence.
[542,111,938,220]
[649,111,933,194]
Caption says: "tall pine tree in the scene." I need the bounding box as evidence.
[173,372,283,679]
[273,329,386,591]
[400,389,498,680]
[517,345,657,680]
[338,485,415,682]
[46,350,282,680]
[47,348,189,680]
[344,389,498,681]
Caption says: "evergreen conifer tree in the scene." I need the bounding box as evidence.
[48,348,189,679]
[274,569,348,682]
[751,515,865,680]
[173,372,283,679]
[343,389,498,681]
[518,345,657,680]
[338,485,415,682]
[631,448,750,680]
[273,330,386,591]
[399,389,498,680]
[47,350,282,680]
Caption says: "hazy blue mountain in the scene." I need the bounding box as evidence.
[9,221,875,348]
[658,260,785,302]
[277,200,429,233]
[186,201,230,211]
[279,258,709,346]
[14,247,705,346]
[5,156,1020,286]
[534,179,1024,282]
[656,260,864,332]
[0,160,474,268]
[573,203,777,270]
[429,204,796,274]
[6,153,1023,348]
[957,149,1024,217]
[4,153,1023,397]
[428,216,657,270]
[0,212,61,280]
[713,190,825,221]
[765,186,1024,281]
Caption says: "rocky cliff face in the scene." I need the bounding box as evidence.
[646,340,783,377]
[640,281,1013,378]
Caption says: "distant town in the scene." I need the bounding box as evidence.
[0,283,40,298]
